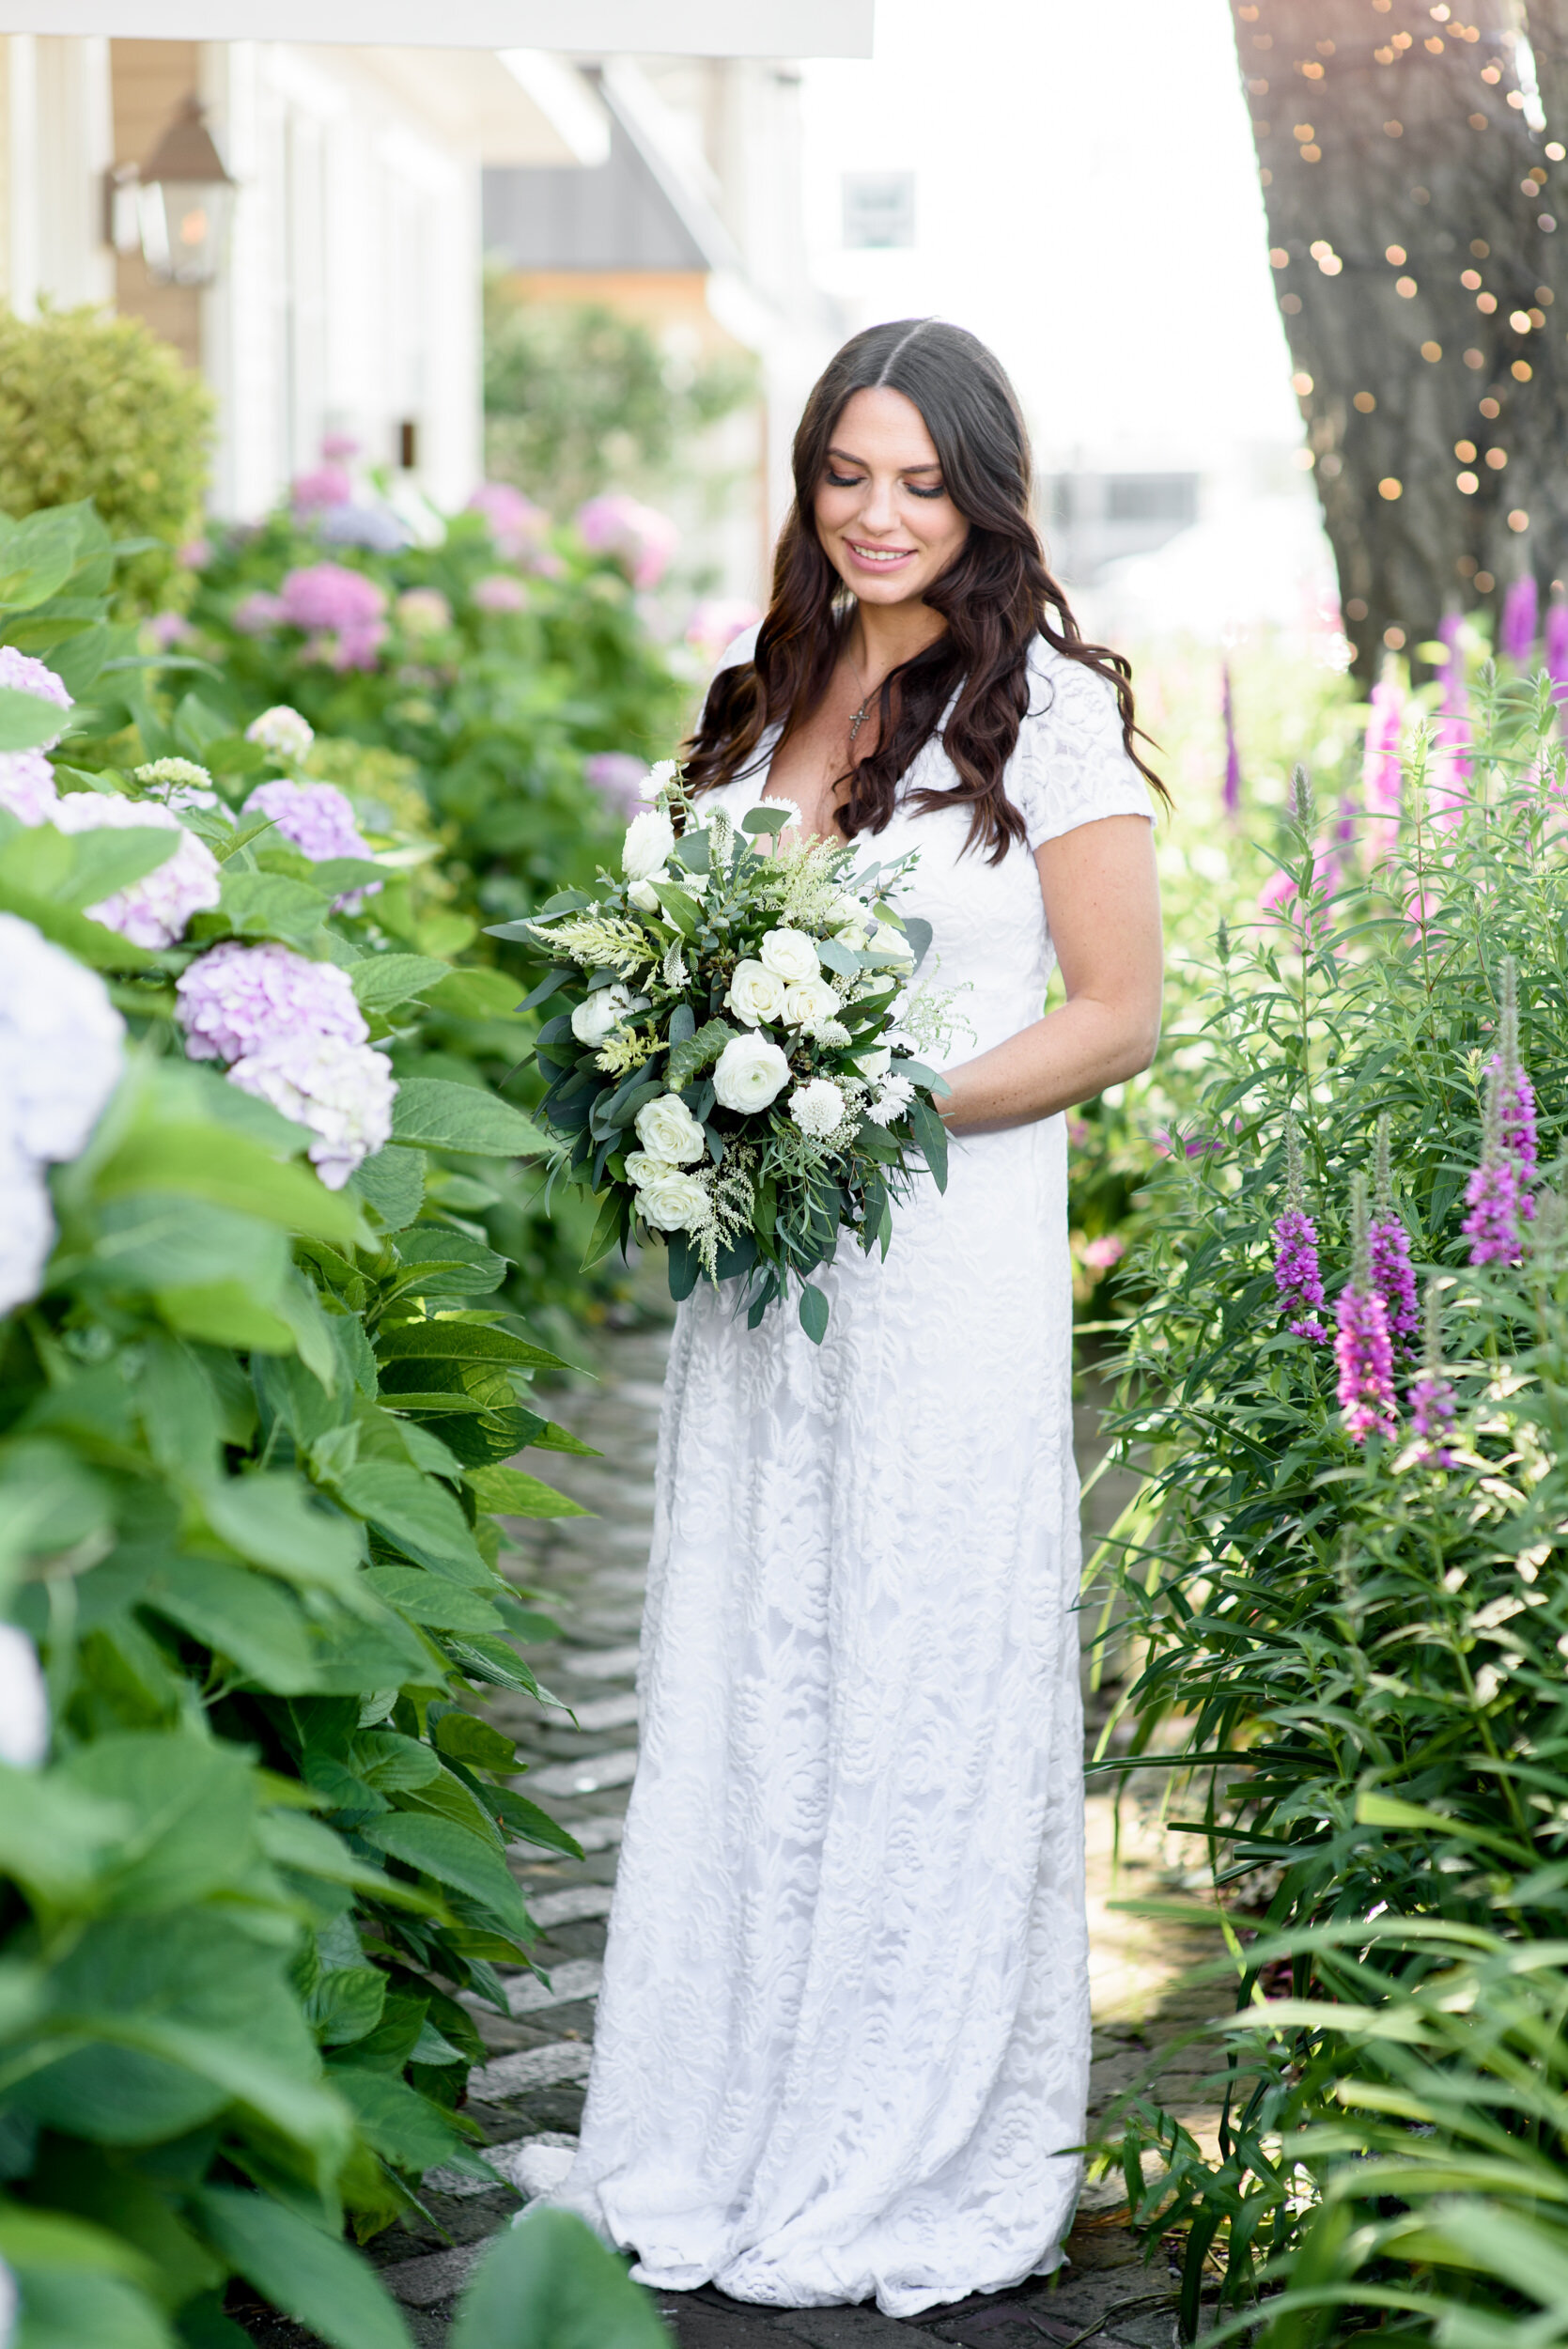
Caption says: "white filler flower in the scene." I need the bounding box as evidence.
[635,1166,710,1233]
[788,1078,846,1139]
[724,958,787,1027]
[0,1623,49,1766]
[246,704,316,762]
[783,975,840,1031]
[713,1033,790,1113]
[571,985,645,1047]
[623,807,675,880]
[635,1092,706,1165]
[0,912,125,1162]
[866,1074,917,1128]
[757,926,820,986]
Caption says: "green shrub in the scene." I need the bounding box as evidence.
[0,306,211,615]
[0,502,596,2345]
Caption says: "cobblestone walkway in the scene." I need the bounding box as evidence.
[341,1323,1224,2349]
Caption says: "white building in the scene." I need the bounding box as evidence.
[0,5,870,531]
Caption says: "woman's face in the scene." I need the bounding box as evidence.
[812,386,970,610]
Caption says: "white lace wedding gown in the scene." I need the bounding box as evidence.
[554,630,1153,2319]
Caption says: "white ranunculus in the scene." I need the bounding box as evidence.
[571,985,642,1047]
[713,1032,790,1114]
[628,877,666,911]
[640,757,679,802]
[0,1622,49,1767]
[0,913,125,1163]
[635,1091,706,1165]
[782,975,840,1031]
[866,920,915,969]
[788,1078,846,1140]
[724,958,787,1027]
[757,926,819,986]
[623,807,675,880]
[636,1166,709,1233]
[856,1043,893,1082]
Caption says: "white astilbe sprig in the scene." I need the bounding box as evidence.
[691,1145,757,1281]
[893,972,972,1060]
[661,941,688,989]
[531,910,655,976]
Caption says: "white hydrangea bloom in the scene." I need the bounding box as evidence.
[0,912,125,1161]
[245,704,316,763]
[0,1623,49,1766]
[0,2247,18,2347]
[0,1137,54,1316]
[49,793,223,949]
[226,1034,396,1189]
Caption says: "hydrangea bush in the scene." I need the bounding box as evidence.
[1096,666,1568,2338]
[0,506,633,2346]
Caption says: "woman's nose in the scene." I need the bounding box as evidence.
[858,478,899,534]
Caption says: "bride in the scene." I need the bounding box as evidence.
[553,317,1165,2319]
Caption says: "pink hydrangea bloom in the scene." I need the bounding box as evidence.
[178,537,211,570]
[176,940,366,1064]
[1081,1233,1126,1271]
[242,778,381,910]
[583,752,650,818]
[473,572,527,614]
[147,611,192,649]
[278,563,387,634]
[395,588,452,636]
[234,591,286,635]
[321,433,360,461]
[0,647,70,746]
[227,1033,396,1188]
[0,751,60,825]
[292,463,352,512]
[576,493,678,589]
[50,793,222,949]
[468,482,548,562]
[686,597,761,661]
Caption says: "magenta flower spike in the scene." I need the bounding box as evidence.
[1484,957,1538,1218]
[1547,594,1568,701]
[1408,1278,1458,1468]
[1221,661,1241,820]
[1500,573,1540,668]
[1274,1120,1327,1342]
[1368,1113,1420,1346]
[1464,1069,1524,1266]
[1361,670,1405,863]
[1431,612,1472,828]
[1336,1176,1397,1443]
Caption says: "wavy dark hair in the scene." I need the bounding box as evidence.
[682,318,1166,863]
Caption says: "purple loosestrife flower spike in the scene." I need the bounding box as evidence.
[1221,661,1241,819]
[1368,1112,1420,1346]
[1274,1120,1327,1342]
[1501,573,1540,668]
[1546,594,1568,700]
[1360,671,1405,862]
[1336,1174,1397,1444]
[1485,956,1538,1218]
[1464,1070,1524,1265]
[1408,1278,1458,1468]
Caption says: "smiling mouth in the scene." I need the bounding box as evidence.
[846,542,916,564]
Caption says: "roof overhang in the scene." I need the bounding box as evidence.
[0,1,873,53]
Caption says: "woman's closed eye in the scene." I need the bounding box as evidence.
[823,469,947,499]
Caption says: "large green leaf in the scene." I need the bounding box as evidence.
[0,811,179,903]
[349,954,451,1014]
[140,1559,317,1693]
[359,1812,530,1939]
[451,2209,671,2349]
[389,1077,548,1159]
[212,870,331,950]
[154,1281,297,1354]
[377,1319,568,1372]
[58,1734,256,1917]
[0,511,82,614]
[335,1462,491,1583]
[0,1766,128,1903]
[364,1566,505,1634]
[305,1966,387,2046]
[349,1145,425,1230]
[390,1228,509,1296]
[8,2268,173,2349]
[0,868,160,970]
[256,1812,440,1912]
[328,2068,466,2173]
[93,1122,365,1248]
[198,1474,365,1600]
[466,1465,588,1520]
[194,2191,412,2349]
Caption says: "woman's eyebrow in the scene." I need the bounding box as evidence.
[825,446,941,473]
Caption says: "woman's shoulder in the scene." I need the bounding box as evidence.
[1007,632,1154,846]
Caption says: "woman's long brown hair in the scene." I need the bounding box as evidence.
[682,318,1167,863]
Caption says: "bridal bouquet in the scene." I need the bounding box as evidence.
[489,763,955,1338]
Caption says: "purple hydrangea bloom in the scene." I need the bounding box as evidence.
[468,482,548,562]
[687,597,762,662]
[1500,573,1539,667]
[278,562,387,634]
[49,792,222,949]
[1336,1177,1397,1442]
[291,463,352,512]
[241,778,381,910]
[176,940,366,1065]
[227,1033,396,1189]
[0,646,71,739]
[583,752,651,819]
[233,591,285,635]
[0,750,60,824]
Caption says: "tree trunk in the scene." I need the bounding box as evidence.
[1231,0,1568,676]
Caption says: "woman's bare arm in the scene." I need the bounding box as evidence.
[935,815,1163,1136]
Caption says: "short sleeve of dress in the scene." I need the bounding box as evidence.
[1008,642,1155,850]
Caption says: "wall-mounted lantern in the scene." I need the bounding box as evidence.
[106,98,236,289]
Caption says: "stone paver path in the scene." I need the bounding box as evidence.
[317,1324,1228,2349]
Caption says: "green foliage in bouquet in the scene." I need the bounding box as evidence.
[494,775,956,1341]
[0,504,599,2347]
[0,307,212,617]
[1093,670,1568,2337]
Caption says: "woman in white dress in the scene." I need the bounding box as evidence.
[555,319,1165,2320]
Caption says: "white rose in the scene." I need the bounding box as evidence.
[636,1166,710,1233]
[866,921,915,969]
[713,1032,790,1113]
[623,808,675,880]
[724,958,787,1027]
[757,926,820,986]
[625,1149,673,1188]
[635,1091,706,1165]
[782,975,840,1031]
[856,1044,892,1081]
[788,1078,846,1139]
[571,984,641,1047]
